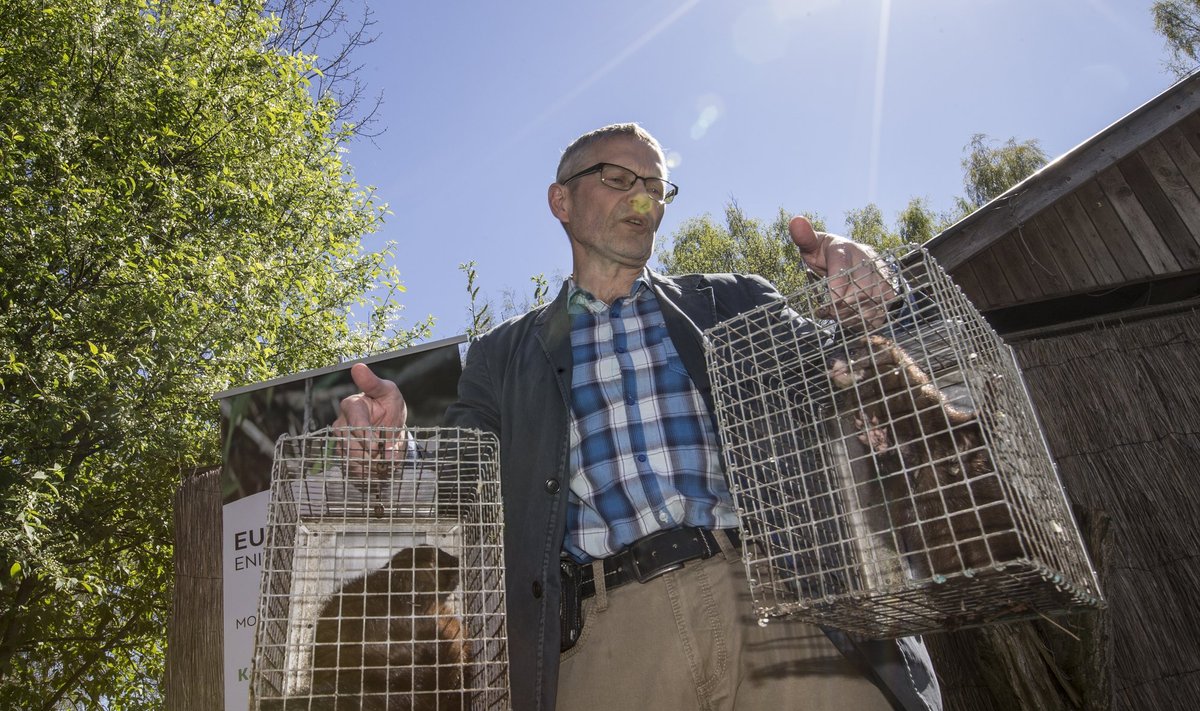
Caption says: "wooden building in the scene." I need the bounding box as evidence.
[923,72,1200,710]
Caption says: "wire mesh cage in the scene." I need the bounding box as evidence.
[704,249,1104,638]
[249,427,509,710]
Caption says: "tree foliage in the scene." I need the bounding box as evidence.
[657,132,1044,287]
[895,197,951,245]
[1153,0,1200,77]
[264,0,383,134]
[459,261,494,340]
[657,200,929,292]
[656,202,827,295]
[497,273,551,322]
[960,133,1049,210]
[843,203,903,251]
[0,0,425,707]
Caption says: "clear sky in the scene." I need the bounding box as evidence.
[343,0,1176,340]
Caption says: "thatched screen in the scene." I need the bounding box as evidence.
[1015,308,1200,710]
[164,466,224,710]
[925,307,1200,710]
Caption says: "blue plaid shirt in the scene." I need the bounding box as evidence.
[562,272,737,562]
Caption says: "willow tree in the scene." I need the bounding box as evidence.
[960,133,1049,210]
[1153,0,1200,77]
[0,0,424,707]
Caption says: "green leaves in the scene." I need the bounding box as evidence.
[0,0,420,706]
[1153,1,1200,78]
[961,133,1049,210]
[658,128,1046,290]
[657,203,816,295]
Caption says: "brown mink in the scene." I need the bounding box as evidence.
[829,335,1023,577]
[304,546,468,710]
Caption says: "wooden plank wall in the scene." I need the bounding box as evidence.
[951,110,1200,312]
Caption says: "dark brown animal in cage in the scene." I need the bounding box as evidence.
[829,335,1023,577]
[306,546,468,710]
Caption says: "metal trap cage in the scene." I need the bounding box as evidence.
[704,249,1103,638]
[249,427,509,710]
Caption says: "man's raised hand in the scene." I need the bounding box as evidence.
[789,215,895,329]
[332,363,408,477]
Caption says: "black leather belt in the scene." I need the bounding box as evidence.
[578,526,740,599]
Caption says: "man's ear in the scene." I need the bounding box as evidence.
[548,182,570,223]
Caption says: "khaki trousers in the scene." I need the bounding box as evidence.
[556,542,893,711]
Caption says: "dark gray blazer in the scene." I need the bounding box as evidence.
[444,271,941,711]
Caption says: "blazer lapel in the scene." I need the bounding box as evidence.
[534,282,574,407]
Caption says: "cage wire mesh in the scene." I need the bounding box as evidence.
[249,427,509,710]
[704,248,1104,638]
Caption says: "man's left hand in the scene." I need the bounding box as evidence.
[789,215,895,329]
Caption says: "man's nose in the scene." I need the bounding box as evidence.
[629,192,655,214]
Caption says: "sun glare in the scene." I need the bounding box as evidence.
[868,0,892,203]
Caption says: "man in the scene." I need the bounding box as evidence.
[335,123,941,710]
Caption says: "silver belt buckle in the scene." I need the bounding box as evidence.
[628,531,688,583]
[631,555,684,584]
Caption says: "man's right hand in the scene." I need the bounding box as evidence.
[334,363,408,430]
[332,363,408,475]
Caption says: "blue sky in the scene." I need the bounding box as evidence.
[344,0,1176,340]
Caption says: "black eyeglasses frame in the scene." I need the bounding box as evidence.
[559,162,679,205]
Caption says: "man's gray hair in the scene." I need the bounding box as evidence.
[555,123,666,184]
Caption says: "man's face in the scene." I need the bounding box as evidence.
[550,136,668,271]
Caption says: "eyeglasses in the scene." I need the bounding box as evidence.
[560,162,679,205]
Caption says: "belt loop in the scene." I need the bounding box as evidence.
[590,560,609,612]
[716,529,738,561]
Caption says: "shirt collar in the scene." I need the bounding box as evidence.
[566,270,652,315]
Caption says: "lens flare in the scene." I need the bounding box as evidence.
[867,0,892,204]
[691,105,721,140]
[691,93,725,140]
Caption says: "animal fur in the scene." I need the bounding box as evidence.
[304,546,468,710]
[829,335,1022,577]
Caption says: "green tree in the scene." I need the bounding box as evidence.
[458,263,556,338]
[1153,0,1200,77]
[843,203,904,251]
[459,261,494,340]
[0,0,425,707]
[895,197,952,245]
[960,133,1049,210]
[658,131,1044,286]
[497,273,552,321]
[656,201,827,295]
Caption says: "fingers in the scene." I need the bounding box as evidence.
[825,259,893,330]
[337,364,408,429]
[787,217,895,329]
[350,362,397,401]
[334,392,382,477]
[789,215,875,286]
[333,363,410,478]
[788,215,828,275]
